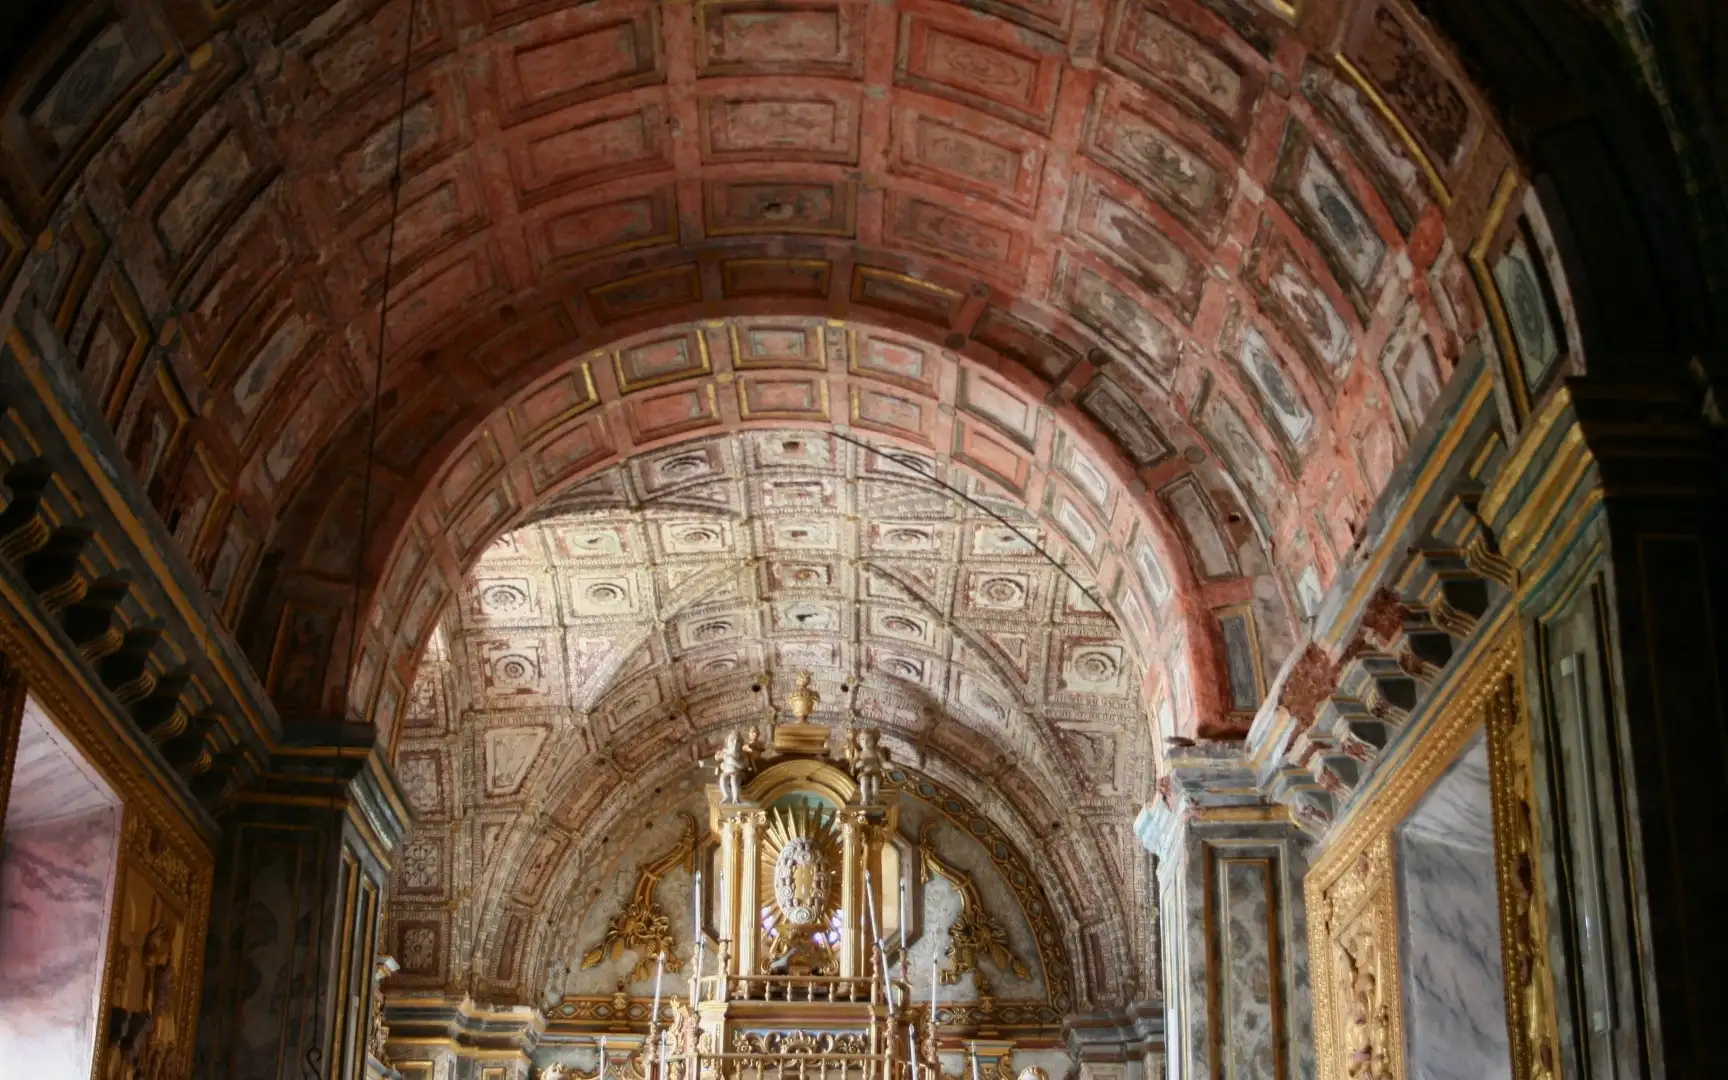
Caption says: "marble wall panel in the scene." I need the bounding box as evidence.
[0,806,121,1077]
[1397,738,1511,1080]
[1216,855,1279,1077]
[1150,818,1310,1080]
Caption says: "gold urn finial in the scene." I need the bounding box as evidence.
[786,670,819,721]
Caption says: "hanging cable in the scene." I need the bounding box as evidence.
[303,0,418,1075]
[823,429,1112,615]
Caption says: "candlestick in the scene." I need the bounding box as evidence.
[650,950,666,1030]
[692,867,705,1008]
[690,939,704,1008]
[658,1029,669,1080]
[600,1036,608,1079]
[930,954,938,1012]
[970,1044,981,1080]
[899,876,909,956]
[907,1023,919,1080]
[863,870,895,1010]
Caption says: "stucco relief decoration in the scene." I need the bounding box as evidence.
[581,812,696,980]
[918,823,1031,987]
[401,926,437,974]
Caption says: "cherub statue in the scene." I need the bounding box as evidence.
[541,1063,574,1080]
[847,728,889,805]
[716,728,757,803]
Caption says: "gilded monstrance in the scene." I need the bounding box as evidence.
[759,802,842,969]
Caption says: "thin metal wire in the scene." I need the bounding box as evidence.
[824,429,1112,615]
[303,0,417,1075]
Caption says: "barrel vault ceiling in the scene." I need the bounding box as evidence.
[383,427,1159,1004]
[0,0,1522,757]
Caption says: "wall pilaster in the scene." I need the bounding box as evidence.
[195,747,408,1080]
[1137,746,1312,1080]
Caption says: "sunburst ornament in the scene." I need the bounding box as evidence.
[760,803,842,947]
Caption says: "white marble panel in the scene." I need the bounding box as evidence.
[0,806,121,1077]
[0,696,122,1078]
[5,699,115,827]
[1398,737,1511,1080]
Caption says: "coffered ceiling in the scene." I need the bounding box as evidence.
[386,428,1158,1004]
[0,0,1517,757]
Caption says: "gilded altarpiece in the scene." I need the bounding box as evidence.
[1306,633,1558,1080]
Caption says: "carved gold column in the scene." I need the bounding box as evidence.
[1484,645,1560,1080]
[736,809,766,975]
[839,808,865,978]
[719,815,743,975]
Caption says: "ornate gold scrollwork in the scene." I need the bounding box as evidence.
[1313,837,1401,1080]
[582,812,697,980]
[369,956,396,1066]
[918,823,1030,984]
[1484,670,1560,1080]
[102,813,197,1080]
[761,803,842,970]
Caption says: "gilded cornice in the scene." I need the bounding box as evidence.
[1479,387,1595,573]
[0,550,218,836]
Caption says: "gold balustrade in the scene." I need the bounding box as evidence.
[664,1051,926,1080]
[696,973,913,1006]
